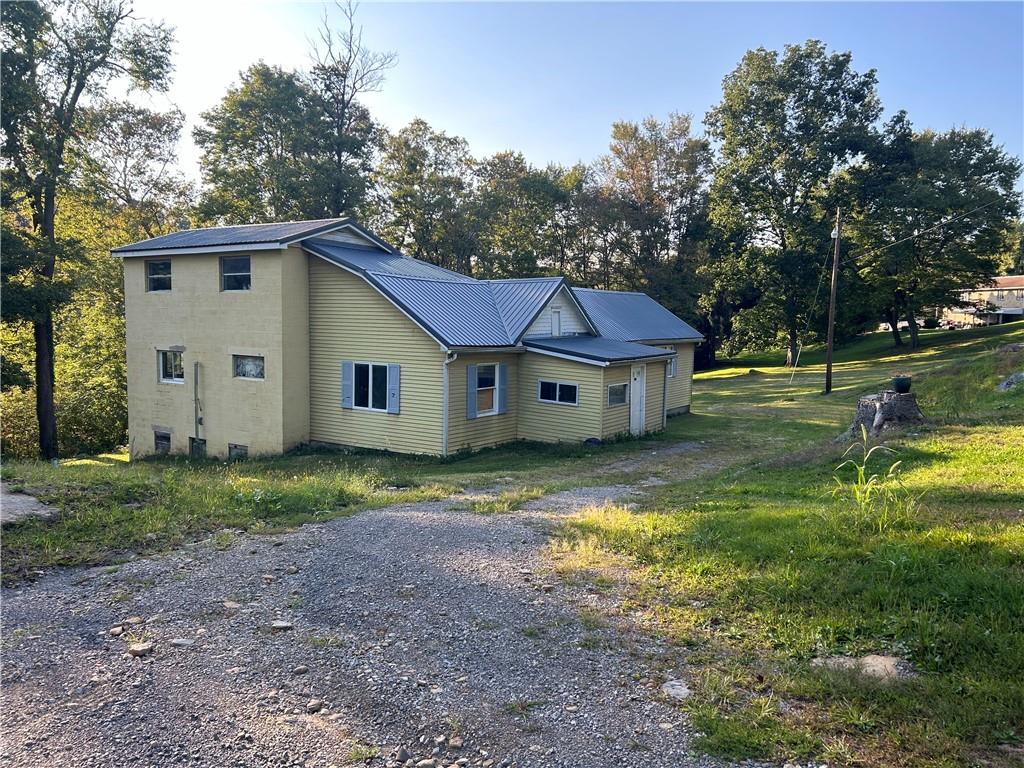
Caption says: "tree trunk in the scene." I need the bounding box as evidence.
[785,325,799,368]
[906,310,920,349]
[34,311,59,460]
[888,307,904,347]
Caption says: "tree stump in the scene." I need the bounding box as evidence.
[844,391,925,439]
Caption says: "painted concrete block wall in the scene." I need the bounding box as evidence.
[666,343,695,414]
[516,354,603,443]
[124,247,307,458]
[307,256,446,455]
[446,352,520,454]
[601,365,631,438]
[523,288,589,338]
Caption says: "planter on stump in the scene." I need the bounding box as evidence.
[843,391,925,439]
[891,375,912,394]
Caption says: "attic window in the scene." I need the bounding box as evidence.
[221,256,251,291]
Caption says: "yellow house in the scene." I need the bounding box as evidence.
[114,219,703,459]
[943,275,1024,326]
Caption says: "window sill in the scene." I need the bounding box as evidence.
[158,379,185,385]
[352,406,389,414]
[233,376,265,382]
[475,409,502,418]
[537,399,579,407]
[607,402,628,408]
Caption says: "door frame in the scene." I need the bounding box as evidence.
[629,363,646,436]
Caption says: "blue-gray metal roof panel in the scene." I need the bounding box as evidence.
[571,288,703,342]
[306,240,476,282]
[486,278,564,339]
[523,335,674,363]
[113,219,350,253]
[368,274,513,347]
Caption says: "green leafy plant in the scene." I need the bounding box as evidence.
[828,426,921,533]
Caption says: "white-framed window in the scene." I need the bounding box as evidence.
[154,430,171,454]
[221,255,251,291]
[475,363,498,416]
[146,259,171,292]
[158,350,184,383]
[607,382,628,407]
[538,379,578,406]
[354,362,389,411]
[233,354,265,380]
[667,355,678,378]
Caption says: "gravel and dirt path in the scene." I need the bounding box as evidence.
[1,475,726,768]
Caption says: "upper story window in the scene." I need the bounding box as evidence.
[158,350,184,384]
[667,355,678,378]
[233,354,265,380]
[221,256,251,291]
[551,308,562,337]
[146,259,171,292]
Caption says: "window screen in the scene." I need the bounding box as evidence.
[608,383,628,406]
[221,256,251,291]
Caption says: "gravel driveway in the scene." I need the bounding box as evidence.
[1,482,724,768]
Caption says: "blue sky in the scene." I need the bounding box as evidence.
[135,1,1023,180]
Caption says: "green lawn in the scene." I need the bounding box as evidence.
[553,324,1024,768]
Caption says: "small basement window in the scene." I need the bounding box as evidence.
[233,354,265,380]
[228,443,248,459]
[146,259,171,292]
[221,255,251,291]
[189,437,206,459]
[538,379,578,405]
[607,383,628,406]
[154,431,171,454]
[158,350,184,383]
[354,362,388,411]
[475,363,497,415]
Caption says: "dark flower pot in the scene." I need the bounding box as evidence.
[891,375,912,394]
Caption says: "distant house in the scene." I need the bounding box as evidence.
[113,219,702,459]
[943,275,1024,326]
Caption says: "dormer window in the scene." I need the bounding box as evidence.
[221,256,251,291]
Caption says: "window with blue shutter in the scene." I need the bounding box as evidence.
[341,361,354,409]
[387,364,400,414]
[466,364,478,419]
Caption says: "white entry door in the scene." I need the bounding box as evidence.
[629,364,646,436]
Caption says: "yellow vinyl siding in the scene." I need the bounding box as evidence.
[666,343,695,414]
[517,353,603,443]
[447,353,520,453]
[645,360,667,432]
[280,246,310,448]
[601,365,631,438]
[307,257,445,455]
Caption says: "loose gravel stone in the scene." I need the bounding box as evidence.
[1,469,722,768]
[128,641,154,657]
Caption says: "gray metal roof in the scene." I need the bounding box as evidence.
[523,335,675,365]
[486,278,565,340]
[369,274,512,347]
[571,288,703,342]
[305,240,475,282]
[113,219,354,254]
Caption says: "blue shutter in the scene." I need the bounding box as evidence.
[387,363,400,414]
[466,364,478,419]
[341,360,354,409]
[497,362,508,414]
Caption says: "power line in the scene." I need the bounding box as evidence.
[840,198,1001,267]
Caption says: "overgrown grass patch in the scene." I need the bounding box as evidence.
[555,428,1024,767]
[0,454,456,579]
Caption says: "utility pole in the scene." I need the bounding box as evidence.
[824,207,841,394]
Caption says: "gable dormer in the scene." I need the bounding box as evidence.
[523,286,591,339]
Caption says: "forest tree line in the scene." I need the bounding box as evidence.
[2,0,1022,458]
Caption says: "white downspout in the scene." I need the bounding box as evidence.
[442,350,458,456]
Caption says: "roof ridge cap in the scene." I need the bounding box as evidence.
[367,270,480,285]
